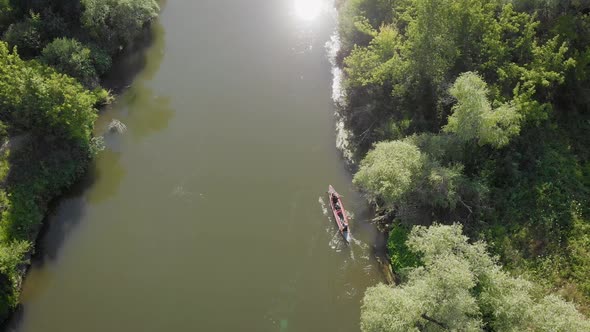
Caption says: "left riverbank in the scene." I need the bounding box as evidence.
[0,0,160,323]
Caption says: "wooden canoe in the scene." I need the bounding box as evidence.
[328,185,351,243]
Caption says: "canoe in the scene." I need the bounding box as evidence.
[328,185,351,243]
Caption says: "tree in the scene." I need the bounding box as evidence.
[361,224,590,332]
[40,38,99,88]
[0,41,99,144]
[354,140,423,205]
[80,0,159,53]
[2,12,42,57]
[354,136,470,218]
[444,72,522,148]
[344,24,405,88]
[0,0,15,32]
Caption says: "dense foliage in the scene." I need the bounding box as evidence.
[362,224,590,331]
[40,38,102,88]
[336,0,590,324]
[81,0,159,53]
[0,0,159,323]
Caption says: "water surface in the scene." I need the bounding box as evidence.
[12,1,382,331]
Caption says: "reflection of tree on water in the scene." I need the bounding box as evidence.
[98,12,174,141]
[86,150,126,204]
[120,84,174,140]
[101,16,167,91]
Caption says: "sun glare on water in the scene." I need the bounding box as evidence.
[294,0,322,20]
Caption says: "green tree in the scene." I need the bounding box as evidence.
[0,41,99,144]
[40,38,99,88]
[444,72,522,148]
[361,224,590,332]
[344,24,405,88]
[354,140,423,205]
[81,0,159,53]
[2,12,42,57]
[0,0,14,32]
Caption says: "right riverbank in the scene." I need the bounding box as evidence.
[332,0,590,329]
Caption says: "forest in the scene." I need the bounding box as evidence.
[336,0,590,330]
[0,0,159,322]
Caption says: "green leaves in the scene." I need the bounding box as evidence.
[354,140,423,205]
[81,0,159,53]
[444,72,522,148]
[0,41,99,144]
[344,25,405,88]
[362,224,590,332]
[40,37,103,88]
[2,11,42,57]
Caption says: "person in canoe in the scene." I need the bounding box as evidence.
[332,194,342,211]
[328,185,351,243]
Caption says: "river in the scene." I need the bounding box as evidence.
[9,0,383,331]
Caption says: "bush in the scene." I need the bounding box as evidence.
[0,41,99,144]
[353,140,423,206]
[362,224,590,332]
[0,0,15,33]
[81,0,159,53]
[387,224,420,275]
[88,43,112,75]
[2,12,42,57]
[40,38,99,88]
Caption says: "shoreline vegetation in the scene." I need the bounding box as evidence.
[0,0,160,323]
[334,0,590,330]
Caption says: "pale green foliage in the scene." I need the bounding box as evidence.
[81,0,159,52]
[353,140,422,205]
[362,284,431,332]
[361,224,590,332]
[529,294,590,331]
[444,72,521,148]
[354,137,468,214]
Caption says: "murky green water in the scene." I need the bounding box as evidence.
[11,1,382,331]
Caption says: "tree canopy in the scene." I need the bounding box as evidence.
[444,72,521,148]
[81,0,159,52]
[362,224,590,332]
[340,0,590,315]
[0,41,99,144]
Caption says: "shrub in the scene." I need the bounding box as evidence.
[2,12,42,57]
[40,37,99,88]
[0,41,100,144]
[81,0,159,53]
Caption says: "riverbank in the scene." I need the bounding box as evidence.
[0,0,160,324]
[332,0,590,323]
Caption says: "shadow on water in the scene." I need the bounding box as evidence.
[26,10,168,267]
[1,172,92,332]
[118,85,174,141]
[101,17,167,93]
